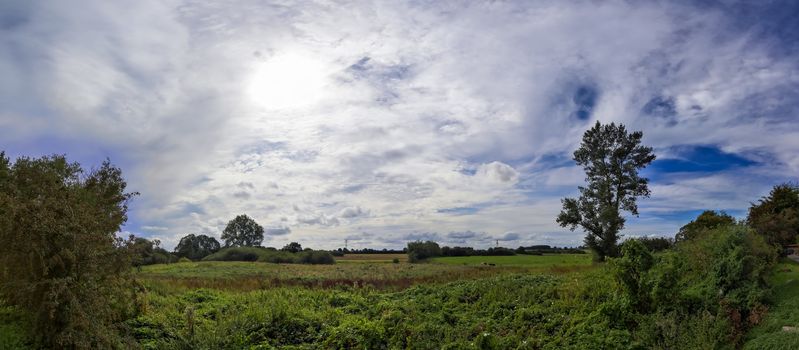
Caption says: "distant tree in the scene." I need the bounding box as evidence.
[174,234,221,260]
[631,236,674,252]
[747,183,799,251]
[221,214,264,247]
[129,236,177,266]
[557,122,656,261]
[281,242,303,253]
[407,240,441,262]
[675,210,736,242]
[0,153,137,348]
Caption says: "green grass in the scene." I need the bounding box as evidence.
[136,261,558,292]
[744,258,799,349]
[431,254,591,268]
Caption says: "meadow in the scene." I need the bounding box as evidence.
[137,254,589,292]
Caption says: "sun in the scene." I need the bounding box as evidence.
[247,53,328,110]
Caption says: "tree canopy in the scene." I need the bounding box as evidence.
[221,214,264,247]
[281,242,303,253]
[557,122,656,261]
[174,234,221,260]
[675,210,736,242]
[0,153,137,348]
[747,183,799,250]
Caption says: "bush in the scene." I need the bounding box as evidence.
[392,258,400,264]
[178,257,192,263]
[608,224,777,347]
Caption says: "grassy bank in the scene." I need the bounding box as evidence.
[744,258,799,349]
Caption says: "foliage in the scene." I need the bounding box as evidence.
[202,247,335,265]
[610,224,776,347]
[743,258,799,348]
[0,153,137,348]
[407,240,442,262]
[440,246,517,257]
[221,214,264,247]
[675,210,736,242]
[131,236,178,266]
[557,121,656,261]
[747,183,799,250]
[630,236,674,252]
[174,234,221,260]
[281,242,303,253]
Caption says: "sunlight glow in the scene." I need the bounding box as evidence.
[247,53,328,110]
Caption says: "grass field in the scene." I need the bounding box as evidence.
[432,254,591,268]
[743,258,799,349]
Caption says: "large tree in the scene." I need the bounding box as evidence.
[0,153,137,348]
[557,122,656,261]
[747,183,799,251]
[174,233,221,260]
[221,214,264,247]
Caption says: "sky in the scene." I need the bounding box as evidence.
[1,0,798,250]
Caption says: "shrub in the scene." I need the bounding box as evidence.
[178,257,192,263]
[392,258,400,264]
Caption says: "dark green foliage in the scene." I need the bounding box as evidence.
[131,236,178,266]
[174,234,221,260]
[557,122,656,261]
[747,183,799,250]
[0,153,137,348]
[221,214,264,247]
[281,242,303,253]
[202,247,335,265]
[440,246,517,256]
[631,236,674,252]
[675,210,736,242]
[406,240,442,262]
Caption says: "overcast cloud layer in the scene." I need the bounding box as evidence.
[2,0,798,250]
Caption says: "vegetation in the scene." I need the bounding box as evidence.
[0,153,137,348]
[747,183,799,251]
[557,121,656,261]
[221,214,264,247]
[406,240,442,262]
[675,210,737,242]
[131,237,179,266]
[202,247,335,265]
[174,234,221,261]
[743,258,799,348]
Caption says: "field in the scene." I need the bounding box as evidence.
[432,254,591,267]
[128,254,604,349]
[138,254,590,292]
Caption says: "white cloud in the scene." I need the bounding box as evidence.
[1,0,797,249]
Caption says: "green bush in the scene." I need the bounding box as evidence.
[177,257,192,263]
[608,224,777,347]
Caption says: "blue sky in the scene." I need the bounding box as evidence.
[1,0,798,250]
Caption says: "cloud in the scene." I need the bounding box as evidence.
[2,0,798,250]
[265,226,291,236]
